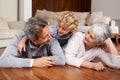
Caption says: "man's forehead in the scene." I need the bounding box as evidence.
[37,26,49,36]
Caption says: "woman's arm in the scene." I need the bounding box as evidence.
[104,38,119,55]
[81,61,106,71]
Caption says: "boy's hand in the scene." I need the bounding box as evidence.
[17,41,26,54]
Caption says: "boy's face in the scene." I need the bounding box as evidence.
[57,22,71,36]
[30,26,52,46]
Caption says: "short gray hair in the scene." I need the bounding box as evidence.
[24,17,48,40]
[91,22,112,42]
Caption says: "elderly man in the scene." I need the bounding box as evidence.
[0,17,65,68]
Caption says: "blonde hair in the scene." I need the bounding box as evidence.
[57,11,78,32]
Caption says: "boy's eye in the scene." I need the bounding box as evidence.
[62,28,65,30]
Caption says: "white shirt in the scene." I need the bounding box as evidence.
[64,32,120,69]
[64,32,86,67]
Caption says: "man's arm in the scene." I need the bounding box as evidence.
[49,38,65,66]
[0,33,32,68]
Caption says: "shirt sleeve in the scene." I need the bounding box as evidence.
[0,32,32,68]
[64,32,85,67]
[50,38,65,66]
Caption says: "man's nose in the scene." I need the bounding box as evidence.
[48,34,52,40]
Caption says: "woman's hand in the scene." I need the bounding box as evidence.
[93,62,106,71]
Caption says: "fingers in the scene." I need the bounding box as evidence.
[17,46,22,54]
[95,62,106,71]
[23,46,26,52]
[33,57,55,67]
[44,61,55,67]
[47,60,55,65]
[17,45,26,54]
[43,57,55,65]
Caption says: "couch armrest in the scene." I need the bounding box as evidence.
[8,21,25,30]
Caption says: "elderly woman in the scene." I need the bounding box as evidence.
[64,23,120,71]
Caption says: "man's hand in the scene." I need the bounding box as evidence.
[32,57,55,67]
[93,62,106,71]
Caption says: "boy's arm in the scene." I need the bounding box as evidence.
[18,36,27,53]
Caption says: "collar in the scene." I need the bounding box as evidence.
[28,40,44,49]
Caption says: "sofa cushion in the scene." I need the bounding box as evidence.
[74,12,89,26]
[0,29,22,39]
[95,16,111,25]
[35,9,47,19]
[0,17,9,29]
[86,11,103,26]
[35,10,58,25]
[8,21,25,30]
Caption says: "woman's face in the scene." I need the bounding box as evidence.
[84,29,98,47]
[57,23,71,36]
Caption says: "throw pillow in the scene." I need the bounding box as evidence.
[86,11,103,26]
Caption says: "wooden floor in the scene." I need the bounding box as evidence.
[0,47,120,80]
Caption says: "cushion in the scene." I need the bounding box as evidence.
[8,21,25,30]
[74,12,89,26]
[35,10,58,25]
[95,16,111,25]
[86,11,103,26]
[35,9,47,19]
[0,17,9,29]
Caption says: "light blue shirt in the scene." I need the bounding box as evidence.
[49,25,85,46]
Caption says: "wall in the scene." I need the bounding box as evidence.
[92,0,120,19]
[0,0,18,21]
[19,0,32,21]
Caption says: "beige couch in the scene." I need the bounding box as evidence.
[0,10,111,48]
[0,17,25,47]
[35,10,111,31]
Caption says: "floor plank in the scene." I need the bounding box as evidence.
[0,47,120,80]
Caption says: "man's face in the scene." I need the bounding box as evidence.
[30,26,52,46]
[84,29,98,47]
[57,22,71,36]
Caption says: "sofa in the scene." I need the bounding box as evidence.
[0,10,111,48]
[35,10,111,31]
[0,17,25,47]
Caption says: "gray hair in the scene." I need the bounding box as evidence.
[91,22,112,42]
[24,17,48,40]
